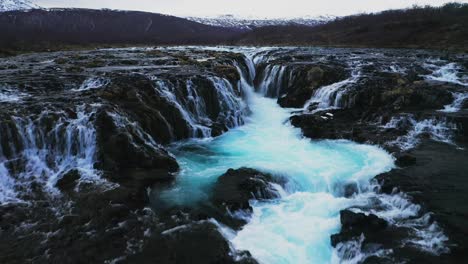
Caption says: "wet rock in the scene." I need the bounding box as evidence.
[342,182,359,198]
[56,169,81,192]
[331,210,413,259]
[95,109,179,175]
[341,75,454,111]
[340,210,388,232]
[395,154,417,167]
[126,221,258,264]
[461,98,468,109]
[212,168,284,212]
[213,65,241,84]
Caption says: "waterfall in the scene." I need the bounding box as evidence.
[154,79,212,138]
[441,92,468,112]
[208,76,245,129]
[303,69,361,112]
[107,111,167,152]
[0,159,17,203]
[0,104,102,201]
[258,65,287,98]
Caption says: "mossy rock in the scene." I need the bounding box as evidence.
[65,66,84,73]
[213,65,240,83]
[82,59,106,68]
[54,57,69,64]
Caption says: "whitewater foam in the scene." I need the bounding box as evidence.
[384,115,456,151]
[441,92,468,112]
[0,85,27,102]
[158,51,455,263]
[160,83,395,263]
[73,77,109,91]
[424,61,468,86]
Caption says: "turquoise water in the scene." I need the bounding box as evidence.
[159,91,394,263]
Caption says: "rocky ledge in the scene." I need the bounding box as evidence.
[1,46,468,263]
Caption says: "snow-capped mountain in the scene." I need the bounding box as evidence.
[186,14,335,30]
[0,0,39,12]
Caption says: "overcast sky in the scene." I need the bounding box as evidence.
[35,0,468,18]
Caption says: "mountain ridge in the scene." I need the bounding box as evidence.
[0,0,39,12]
[185,14,334,30]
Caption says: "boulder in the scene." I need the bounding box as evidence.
[127,221,258,264]
[331,210,391,247]
[395,154,417,167]
[95,109,179,175]
[212,168,284,212]
[461,98,468,110]
[56,169,81,192]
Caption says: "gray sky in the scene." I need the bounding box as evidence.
[35,0,468,18]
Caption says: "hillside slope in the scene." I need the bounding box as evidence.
[237,3,468,51]
[0,9,240,50]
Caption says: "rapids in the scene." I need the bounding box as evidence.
[158,53,396,263]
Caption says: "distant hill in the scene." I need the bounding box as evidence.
[0,8,241,51]
[237,3,468,51]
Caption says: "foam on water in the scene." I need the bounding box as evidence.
[0,85,27,103]
[441,92,468,112]
[424,61,468,86]
[423,61,468,113]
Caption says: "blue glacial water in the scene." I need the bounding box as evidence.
[159,88,395,263]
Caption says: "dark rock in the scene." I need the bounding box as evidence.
[56,169,80,192]
[213,65,241,84]
[342,182,359,198]
[126,221,258,264]
[341,76,454,111]
[340,210,388,232]
[461,98,468,109]
[395,154,417,167]
[212,168,284,212]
